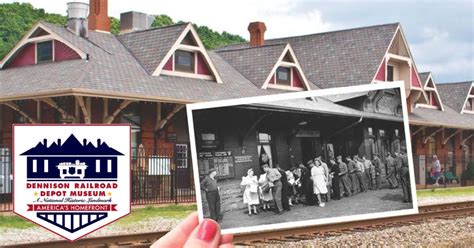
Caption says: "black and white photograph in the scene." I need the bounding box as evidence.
[187,83,418,234]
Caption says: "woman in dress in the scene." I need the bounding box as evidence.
[241,169,260,216]
[311,160,328,207]
[258,169,273,212]
[286,170,296,206]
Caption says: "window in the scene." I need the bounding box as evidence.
[368,127,373,136]
[379,129,385,137]
[121,103,141,158]
[395,129,399,136]
[176,144,188,169]
[276,67,291,85]
[175,50,195,73]
[37,41,52,62]
[387,65,394,82]
[201,133,217,148]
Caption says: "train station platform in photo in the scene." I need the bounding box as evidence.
[219,187,413,230]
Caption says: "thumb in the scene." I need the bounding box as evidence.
[183,219,221,248]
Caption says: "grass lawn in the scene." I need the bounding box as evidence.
[115,204,196,225]
[0,215,35,229]
[417,186,474,198]
[0,204,196,229]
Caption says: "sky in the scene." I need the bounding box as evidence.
[2,0,473,83]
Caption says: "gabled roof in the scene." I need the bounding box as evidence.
[416,71,444,111]
[1,22,280,103]
[217,43,313,89]
[0,22,87,68]
[217,23,400,89]
[437,81,473,113]
[118,23,188,74]
[217,44,287,88]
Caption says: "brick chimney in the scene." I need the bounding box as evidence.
[88,0,110,32]
[248,22,266,47]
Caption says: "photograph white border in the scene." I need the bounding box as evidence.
[186,82,419,235]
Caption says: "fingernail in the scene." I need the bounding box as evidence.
[196,219,218,242]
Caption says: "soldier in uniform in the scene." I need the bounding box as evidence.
[386,153,398,188]
[353,155,367,193]
[346,156,360,194]
[394,152,403,186]
[337,155,352,197]
[329,159,341,200]
[399,151,412,202]
[372,153,383,190]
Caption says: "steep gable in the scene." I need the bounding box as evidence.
[437,81,473,113]
[0,22,86,69]
[415,72,444,111]
[217,23,399,89]
[118,23,223,83]
[217,43,312,91]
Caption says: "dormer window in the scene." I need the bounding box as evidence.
[387,65,394,82]
[175,50,195,73]
[276,67,291,85]
[37,41,53,63]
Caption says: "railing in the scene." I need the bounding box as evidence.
[0,146,12,212]
[131,146,195,205]
[413,152,474,188]
[0,145,195,212]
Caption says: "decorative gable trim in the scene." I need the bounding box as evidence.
[461,82,474,114]
[152,23,223,84]
[415,72,445,111]
[262,44,312,91]
[0,22,87,69]
[371,24,428,104]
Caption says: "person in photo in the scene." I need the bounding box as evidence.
[337,155,352,197]
[372,154,383,190]
[346,156,360,194]
[300,162,314,205]
[277,165,291,212]
[311,160,328,207]
[286,169,297,205]
[386,153,399,188]
[240,169,260,216]
[329,159,341,200]
[399,151,412,203]
[362,155,374,190]
[200,169,222,222]
[258,170,273,212]
[315,156,330,201]
[354,155,367,193]
[263,164,283,215]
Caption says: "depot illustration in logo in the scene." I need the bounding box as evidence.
[13,125,131,241]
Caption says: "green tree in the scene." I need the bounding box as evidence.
[0,3,246,59]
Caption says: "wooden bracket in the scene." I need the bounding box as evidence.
[442,129,462,145]
[411,126,425,137]
[75,96,91,124]
[39,98,72,120]
[155,104,185,131]
[461,133,474,146]
[422,127,443,144]
[3,101,39,124]
[104,100,133,124]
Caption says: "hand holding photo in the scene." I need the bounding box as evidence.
[187,83,418,234]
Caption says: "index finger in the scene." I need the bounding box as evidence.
[151,212,200,248]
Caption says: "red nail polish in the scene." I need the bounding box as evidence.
[197,219,218,242]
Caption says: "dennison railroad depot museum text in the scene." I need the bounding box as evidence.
[26,182,118,197]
